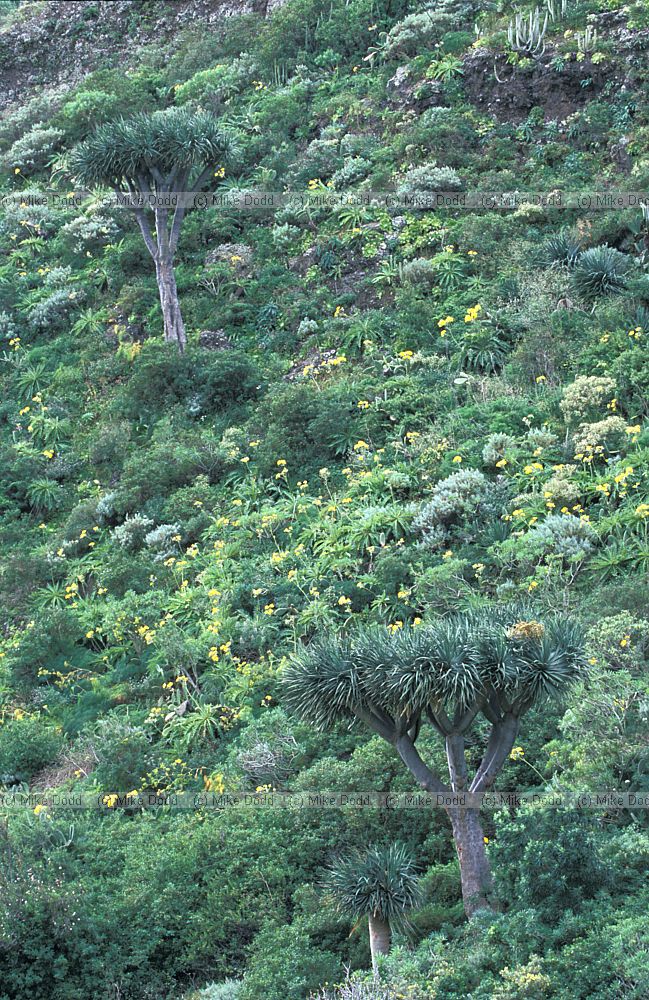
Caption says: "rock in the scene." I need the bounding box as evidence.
[205,243,254,267]
[198,329,234,351]
[387,65,412,101]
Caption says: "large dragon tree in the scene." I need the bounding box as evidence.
[284,609,585,917]
[69,108,238,352]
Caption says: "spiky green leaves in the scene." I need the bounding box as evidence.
[281,635,361,729]
[68,108,239,189]
[572,246,633,301]
[282,609,586,731]
[323,843,421,926]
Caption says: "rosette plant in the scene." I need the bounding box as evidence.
[324,843,421,974]
[284,608,586,917]
[69,108,239,351]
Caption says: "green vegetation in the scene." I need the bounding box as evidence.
[0,0,648,997]
[285,611,585,915]
[323,843,422,973]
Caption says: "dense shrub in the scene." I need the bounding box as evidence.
[571,416,627,457]
[0,717,63,783]
[1,125,64,172]
[527,513,597,561]
[112,513,155,551]
[490,806,611,919]
[560,376,616,426]
[383,3,463,57]
[397,162,463,199]
[240,923,340,1000]
[116,345,262,420]
[91,716,153,792]
[413,470,499,548]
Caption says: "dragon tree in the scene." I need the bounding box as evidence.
[284,609,585,917]
[69,108,238,352]
[324,844,421,974]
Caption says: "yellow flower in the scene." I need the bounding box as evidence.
[33,804,47,816]
[452,455,462,463]
[509,746,525,761]
[398,349,414,359]
[495,458,508,468]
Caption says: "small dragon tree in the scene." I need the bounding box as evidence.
[284,609,585,917]
[323,844,421,975]
[68,108,238,352]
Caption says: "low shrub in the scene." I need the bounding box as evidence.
[0,716,63,783]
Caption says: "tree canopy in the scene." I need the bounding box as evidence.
[68,108,239,193]
[283,609,586,795]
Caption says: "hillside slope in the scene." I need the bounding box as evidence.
[0,1,648,998]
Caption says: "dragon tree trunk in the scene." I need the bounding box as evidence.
[368,912,391,974]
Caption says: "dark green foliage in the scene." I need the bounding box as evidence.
[240,922,341,1000]
[0,717,63,783]
[116,344,262,420]
[572,246,634,301]
[490,806,612,919]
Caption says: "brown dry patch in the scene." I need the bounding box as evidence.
[31,750,96,792]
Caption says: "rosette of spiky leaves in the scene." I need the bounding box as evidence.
[68,108,239,190]
[512,616,586,703]
[384,618,483,719]
[572,246,633,301]
[323,844,422,928]
[538,230,582,268]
